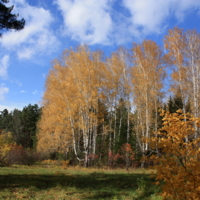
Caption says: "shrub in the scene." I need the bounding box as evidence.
[0,132,14,166]
[148,110,200,200]
[61,160,70,168]
[21,149,41,166]
[5,144,25,166]
[108,144,136,170]
[119,143,136,170]
[0,144,12,166]
[108,152,121,168]
[5,145,41,166]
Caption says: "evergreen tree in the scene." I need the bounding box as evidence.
[0,0,25,37]
[21,104,40,148]
[115,98,128,150]
[0,104,40,149]
[0,109,12,130]
[167,95,183,113]
[9,109,23,145]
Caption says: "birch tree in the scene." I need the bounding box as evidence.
[164,28,200,139]
[105,47,132,168]
[131,40,165,166]
[184,30,200,138]
[37,46,108,167]
[164,27,188,113]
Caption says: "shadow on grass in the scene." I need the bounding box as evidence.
[0,171,159,199]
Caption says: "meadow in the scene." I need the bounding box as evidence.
[0,165,162,200]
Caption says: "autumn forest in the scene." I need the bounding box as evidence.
[1,27,200,199]
[36,27,200,170]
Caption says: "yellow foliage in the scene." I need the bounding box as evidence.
[61,160,70,168]
[41,159,70,169]
[0,131,13,145]
[0,144,11,157]
[0,131,14,166]
[42,159,58,164]
[37,45,110,161]
[148,111,200,200]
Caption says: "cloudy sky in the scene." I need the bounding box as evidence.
[0,0,200,111]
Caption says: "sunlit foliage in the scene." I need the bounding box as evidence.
[148,110,200,199]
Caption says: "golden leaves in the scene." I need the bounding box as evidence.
[37,45,108,154]
[148,111,200,200]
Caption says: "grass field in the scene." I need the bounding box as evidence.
[0,165,162,200]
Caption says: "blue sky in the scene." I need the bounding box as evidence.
[1,0,200,111]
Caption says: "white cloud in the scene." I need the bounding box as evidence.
[1,0,200,54]
[122,0,169,34]
[10,79,22,87]
[122,0,200,35]
[0,84,9,100]
[173,0,200,21]
[0,105,23,112]
[20,90,25,93]
[17,48,34,59]
[32,90,38,95]
[0,55,9,79]
[0,1,59,59]
[54,0,112,44]
[54,0,200,45]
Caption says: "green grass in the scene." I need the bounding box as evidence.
[0,165,162,200]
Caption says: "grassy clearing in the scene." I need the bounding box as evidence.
[0,165,162,200]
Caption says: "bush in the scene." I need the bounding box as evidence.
[0,132,14,166]
[0,144,12,166]
[5,144,25,166]
[108,144,136,170]
[22,149,41,166]
[5,145,41,166]
[148,110,200,200]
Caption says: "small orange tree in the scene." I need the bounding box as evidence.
[148,110,200,200]
[0,131,14,166]
[120,143,135,171]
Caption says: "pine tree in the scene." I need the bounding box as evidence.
[0,0,25,37]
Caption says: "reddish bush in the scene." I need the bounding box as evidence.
[5,144,40,166]
[5,144,25,166]
[119,143,136,170]
[88,154,98,160]
[108,144,136,170]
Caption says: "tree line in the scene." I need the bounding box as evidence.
[37,27,199,168]
[0,104,41,149]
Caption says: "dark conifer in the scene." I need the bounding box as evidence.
[0,0,25,37]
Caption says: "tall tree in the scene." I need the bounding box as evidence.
[131,40,166,166]
[164,27,188,113]
[164,28,200,138]
[21,104,40,148]
[184,30,200,138]
[37,46,108,167]
[0,109,12,131]
[0,105,40,149]
[9,109,23,146]
[105,47,132,154]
